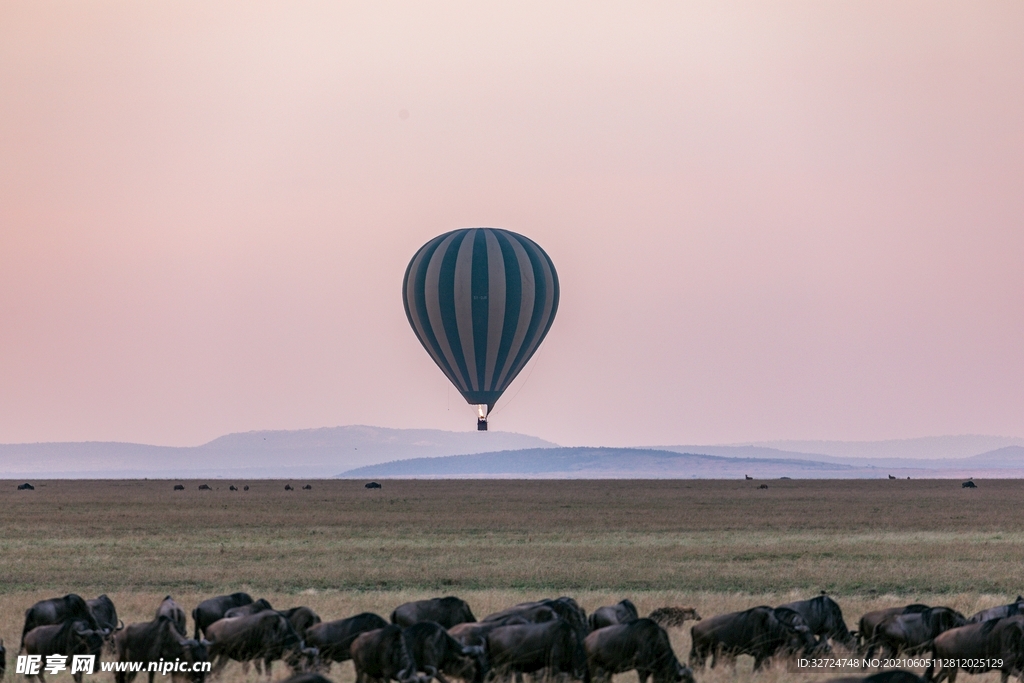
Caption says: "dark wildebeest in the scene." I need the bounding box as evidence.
[21,594,105,648]
[192,592,254,639]
[17,483,34,490]
[484,598,589,640]
[305,613,389,668]
[174,485,185,491]
[351,625,417,683]
[198,484,211,490]
[87,595,122,631]
[779,595,855,649]
[871,607,967,660]
[689,606,817,671]
[113,616,209,683]
[968,596,1024,624]
[303,485,312,490]
[925,616,1024,683]
[485,619,589,683]
[647,608,701,629]
[21,620,106,683]
[285,484,294,491]
[224,598,274,619]
[585,619,694,683]
[366,482,382,489]
[829,672,926,683]
[229,486,238,491]
[392,598,476,629]
[244,486,250,491]
[403,621,486,683]
[281,607,322,641]
[962,481,977,489]
[87,595,123,653]
[1,638,6,681]
[857,604,931,655]
[205,610,315,678]
[156,596,188,637]
[589,601,639,631]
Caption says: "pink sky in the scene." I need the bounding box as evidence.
[1,2,1022,448]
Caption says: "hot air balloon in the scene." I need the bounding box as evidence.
[403,228,559,430]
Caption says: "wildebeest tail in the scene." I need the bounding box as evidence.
[648,607,695,628]
[191,608,199,640]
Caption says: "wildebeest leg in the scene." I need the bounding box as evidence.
[636,671,650,683]
[263,659,273,679]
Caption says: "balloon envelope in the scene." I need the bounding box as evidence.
[403,228,559,412]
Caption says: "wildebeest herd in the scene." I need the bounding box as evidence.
[9,592,1024,683]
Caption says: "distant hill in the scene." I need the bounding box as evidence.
[0,426,556,478]
[340,447,857,478]
[737,435,1024,460]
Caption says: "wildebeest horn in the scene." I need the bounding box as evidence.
[200,639,210,647]
[116,619,125,631]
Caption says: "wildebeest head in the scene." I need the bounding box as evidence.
[773,608,818,656]
[182,639,209,683]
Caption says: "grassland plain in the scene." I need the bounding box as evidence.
[3,478,1024,683]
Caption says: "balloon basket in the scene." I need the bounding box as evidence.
[477,416,488,431]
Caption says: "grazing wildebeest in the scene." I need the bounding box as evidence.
[305,613,389,668]
[174,485,185,491]
[87,595,123,653]
[392,598,476,629]
[303,485,312,490]
[156,596,188,637]
[857,605,930,654]
[962,481,977,488]
[758,484,768,489]
[925,616,1024,683]
[205,610,314,678]
[351,626,417,683]
[484,597,589,640]
[21,620,106,683]
[871,607,967,659]
[87,595,122,632]
[192,592,254,639]
[968,596,1024,624]
[365,482,382,489]
[778,595,855,649]
[689,606,817,671]
[244,486,250,491]
[585,618,693,683]
[229,486,238,491]
[829,672,926,683]
[224,598,274,619]
[22,594,105,648]
[198,484,211,490]
[285,484,294,491]
[647,608,701,629]
[485,619,589,683]
[17,483,34,490]
[113,616,209,683]
[588,600,639,631]
[280,607,322,641]
[402,621,486,683]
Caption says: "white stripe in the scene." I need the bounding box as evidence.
[483,229,506,391]
[424,233,469,392]
[453,229,478,391]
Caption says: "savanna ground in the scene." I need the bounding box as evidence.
[3,479,1024,683]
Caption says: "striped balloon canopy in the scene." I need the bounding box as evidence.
[403,228,559,427]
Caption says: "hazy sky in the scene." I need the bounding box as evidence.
[2,2,1022,448]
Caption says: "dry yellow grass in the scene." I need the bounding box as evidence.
[2,478,1022,683]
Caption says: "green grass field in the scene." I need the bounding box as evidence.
[3,478,1023,683]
